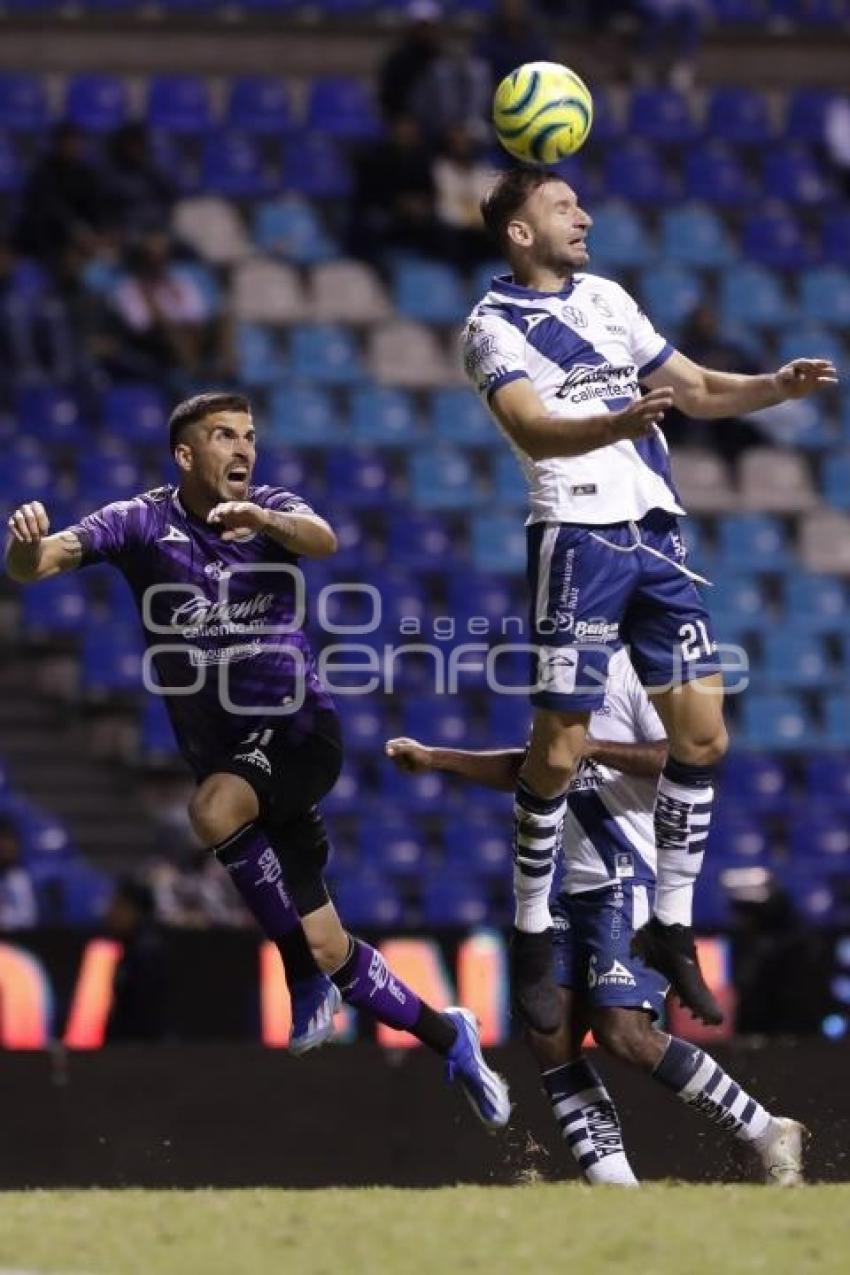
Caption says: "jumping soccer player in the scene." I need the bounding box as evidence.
[386,648,806,1185]
[5,391,510,1129]
[460,166,837,1032]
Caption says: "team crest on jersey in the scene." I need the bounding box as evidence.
[590,293,614,318]
[562,304,587,328]
[204,561,229,580]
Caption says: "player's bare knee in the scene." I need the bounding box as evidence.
[189,775,256,848]
[674,721,729,768]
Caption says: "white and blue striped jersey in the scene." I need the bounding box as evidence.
[461,273,682,525]
[562,647,666,895]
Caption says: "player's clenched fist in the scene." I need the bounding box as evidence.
[385,737,434,773]
[7,500,49,545]
[207,500,268,541]
[609,387,675,442]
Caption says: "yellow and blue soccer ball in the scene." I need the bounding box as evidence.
[493,61,593,164]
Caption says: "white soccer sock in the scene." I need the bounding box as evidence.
[543,1058,639,1186]
[512,781,566,933]
[653,1036,772,1143]
[653,758,716,928]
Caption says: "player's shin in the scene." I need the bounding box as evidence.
[652,756,716,928]
[329,935,457,1052]
[543,1058,638,1186]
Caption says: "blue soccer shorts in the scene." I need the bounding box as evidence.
[552,880,669,1019]
[526,508,721,712]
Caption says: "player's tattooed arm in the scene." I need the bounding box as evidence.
[385,738,525,792]
[5,501,83,582]
[582,737,668,779]
[642,349,838,419]
[207,502,337,558]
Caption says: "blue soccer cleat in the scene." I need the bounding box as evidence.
[444,1007,511,1130]
[289,974,341,1057]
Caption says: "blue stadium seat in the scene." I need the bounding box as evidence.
[140,696,178,762]
[358,820,427,880]
[0,73,48,131]
[289,324,363,384]
[336,702,387,755]
[707,808,772,863]
[709,573,766,630]
[691,870,733,931]
[774,864,840,928]
[332,872,404,928]
[716,514,791,571]
[350,386,419,446]
[584,201,653,268]
[325,448,391,509]
[638,264,703,329]
[431,388,492,446]
[402,699,471,748]
[789,809,850,861]
[706,87,772,145]
[487,694,532,748]
[147,75,213,133]
[386,511,454,571]
[824,695,850,748]
[736,692,819,750]
[200,130,277,198]
[603,142,675,205]
[718,752,791,815]
[268,385,344,445]
[393,260,468,324]
[469,259,509,302]
[822,452,850,511]
[66,74,128,133]
[742,209,810,270]
[490,451,527,508]
[784,573,848,633]
[379,761,453,810]
[15,387,85,446]
[322,759,367,815]
[360,569,428,635]
[77,453,143,503]
[800,267,850,326]
[443,820,511,878]
[684,143,751,206]
[470,514,526,574]
[0,455,52,505]
[252,197,336,263]
[81,623,143,696]
[227,76,296,135]
[760,632,833,690]
[21,576,87,637]
[0,133,23,193]
[764,145,830,205]
[235,324,285,387]
[805,754,850,808]
[713,0,766,19]
[306,76,381,140]
[718,264,791,327]
[777,326,843,367]
[660,204,735,267]
[771,0,846,24]
[58,862,115,928]
[102,384,167,446]
[821,213,850,267]
[628,88,697,143]
[446,576,524,635]
[283,133,351,198]
[422,876,490,927]
[410,446,478,511]
[785,89,834,142]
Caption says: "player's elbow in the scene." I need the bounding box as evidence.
[306,524,337,559]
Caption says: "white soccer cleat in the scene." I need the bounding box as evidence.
[755,1117,807,1186]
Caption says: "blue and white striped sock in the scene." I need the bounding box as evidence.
[653,756,716,928]
[653,1036,773,1142]
[543,1058,638,1185]
[512,780,566,933]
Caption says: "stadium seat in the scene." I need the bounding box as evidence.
[21,576,87,637]
[660,204,735,268]
[805,754,850,808]
[252,197,336,264]
[81,623,143,697]
[582,201,653,268]
[77,453,143,503]
[604,141,676,205]
[289,324,363,384]
[684,143,751,206]
[761,632,833,690]
[706,87,773,144]
[283,132,352,198]
[422,876,490,927]
[325,448,390,508]
[470,514,526,574]
[0,453,53,506]
[823,694,850,747]
[432,388,493,446]
[102,384,167,446]
[0,73,48,131]
[800,267,850,326]
[447,574,524,631]
[638,264,703,329]
[777,326,843,367]
[235,323,285,387]
[379,761,453,810]
[368,321,456,389]
[799,510,850,575]
[628,87,698,143]
[785,89,834,142]
[718,264,792,327]
[139,696,178,762]
[669,449,738,513]
[268,385,344,446]
[764,146,830,205]
[442,819,511,878]
[708,809,772,863]
[386,511,455,571]
[358,820,427,880]
[741,209,811,270]
[309,260,391,323]
[336,702,387,756]
[393,259,468,324]
[578,84,621,142]
[708,573,767,631]
[332,872,404,928]
[402,699,471,748]
[736,692,819,750]
[490,451,527,509]
[409,446,478,511]
[789,810,850,861]
[469,259,509,302]
[713,0,767,20]
[173,195,252,266]
[821,213,850,268]
[65,74,128,133]
[350,387,419,446]
[200,130,277,198]
[737,448,817,513]
[719,752,791,815]
[147,75,213,133]
[231,258,307,323]
[306,76,381,139]
[0,133,23,193]
[716,514,791,572]
[227,76,296,135]
[784,573,848,634]
[822,452,850,512]
[15,387,84,446]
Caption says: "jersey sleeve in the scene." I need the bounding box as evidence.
[67,497,150,568]
[614,284,676,381]
[254,487,317,517]
[460,312,528,402]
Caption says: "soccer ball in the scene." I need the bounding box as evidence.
[493,61,593,164]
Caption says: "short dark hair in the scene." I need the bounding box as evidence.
[480,166,566,250]
[168,392,251,452]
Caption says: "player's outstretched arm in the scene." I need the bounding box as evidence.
[385,737,525,792]
[642,349,838,420]
[489,377,674,462]
[5,501,83,583]
[207,502,337,558]
[584,738,668,779]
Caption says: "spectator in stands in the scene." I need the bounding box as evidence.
[150,848,249,929]
[101,122,175,239]
[0,816,38,931]
[825,95,850,198]
[635,0,703,90]
[105,877,171,1042]
[409,33,493,143]
[475,0,547,88]
[663,305,763,460]
[109,232,224,387]
[378,0,444,123]
[0,238,48,392]
[433,125,498,264]
[17,123,106,266]
[350,114,444,262]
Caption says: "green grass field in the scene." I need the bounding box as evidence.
[2,1186,850,1275]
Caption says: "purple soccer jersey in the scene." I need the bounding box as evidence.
[70,484,334,774]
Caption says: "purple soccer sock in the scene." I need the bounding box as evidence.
[214,822,318,985]
[330,937,457,1053]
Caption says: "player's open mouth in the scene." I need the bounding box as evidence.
[226,467,249,486]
